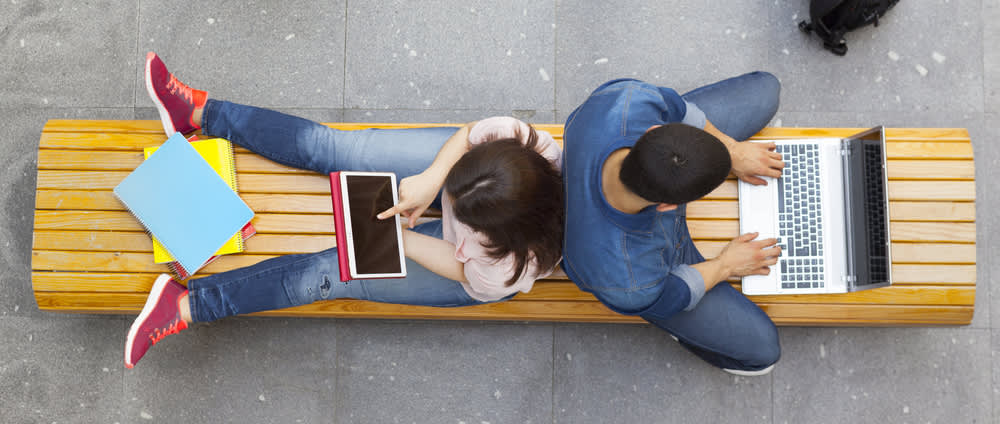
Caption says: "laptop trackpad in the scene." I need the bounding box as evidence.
[738,178,778,239]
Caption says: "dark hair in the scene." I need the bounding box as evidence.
[444,126,564,286]
[619,123,731,205]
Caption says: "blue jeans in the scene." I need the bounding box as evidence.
[641,72,782,371]
[186,100,489,323]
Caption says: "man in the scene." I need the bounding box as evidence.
[562,73,785,375]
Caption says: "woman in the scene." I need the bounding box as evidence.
[126,53,564,368]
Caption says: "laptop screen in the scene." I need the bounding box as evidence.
[845,127,891,288]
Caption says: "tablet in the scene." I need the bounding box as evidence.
[329,171,407,281]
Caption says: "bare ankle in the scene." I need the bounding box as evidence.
[192,107,204,128]
[178,293,193,324]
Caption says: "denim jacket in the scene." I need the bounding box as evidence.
[561,79,709,317]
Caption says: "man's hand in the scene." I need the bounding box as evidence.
[716,232,782,277]
[691,232,781,290]
[729,140,784,186]
[377,172,442,228]
[701,119,784,186]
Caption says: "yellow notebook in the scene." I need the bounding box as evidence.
[143,138,245,263]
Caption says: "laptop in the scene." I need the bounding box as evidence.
[738,127,891,295]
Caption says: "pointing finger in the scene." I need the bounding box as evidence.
[376,206,398,220]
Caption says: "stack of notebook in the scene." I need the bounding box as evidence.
[142,136,256,279]
[114,132,255,279]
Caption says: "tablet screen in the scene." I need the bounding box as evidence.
[344,174,402,275]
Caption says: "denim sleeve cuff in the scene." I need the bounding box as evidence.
[680,100,707,130]
[671,264,706,311]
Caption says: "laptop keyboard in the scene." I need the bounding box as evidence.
[776,144,826,290]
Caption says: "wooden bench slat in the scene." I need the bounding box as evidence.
[888,201,976,222]
[31,251,300,274]
[885,160,975,180]
[887,222,976,243]
[30,272,972,309]
[38,139,974,160]
[35,170,335,194]
[263,302,974,326]
[42,119,166,134]
[31,291,973,326]
[31,250,976,286]
[39,132,168,150]
[42,121,967,142]
[31,271,975,305]
[751,127,971,142]
[887,242,976,264]
[33,210,332,234]
[36,210,976,245]
[37,150,315,175]
[890,264,976,284]
[33,291,643,322]
[30,229,974,268]
[31,229,975,265]
[36,190,977,223]
[744,285,974,305]
[35,210,149,231]
[27,272,592,298]
[32,231,336,255]
[695,241,974,264]
[683,200,977,222]
[39,123,968,147]
[885,181,976,201]
[685,219,975,243]
[754,304,973,326]
[27,272,611,301]
[35,170,978,202]
[39,149,976,181]
[35,190,336,214]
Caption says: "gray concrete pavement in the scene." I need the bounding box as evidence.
[1,1,994,423]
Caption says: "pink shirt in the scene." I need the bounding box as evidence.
[440,117,563,302]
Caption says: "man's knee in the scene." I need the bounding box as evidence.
[746,70,779,92]
[749,71,781,117]
[747,324,782,367]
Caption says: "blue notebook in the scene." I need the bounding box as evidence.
[114,132,254,276]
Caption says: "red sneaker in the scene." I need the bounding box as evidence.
[125,274,189,368]
[144,52,207,135]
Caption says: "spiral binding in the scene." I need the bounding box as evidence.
[218,139,244,252]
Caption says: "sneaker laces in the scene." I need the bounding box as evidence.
[149,317,186,345]
[165,74,194,104]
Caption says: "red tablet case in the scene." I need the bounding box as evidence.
[329,172,352,281]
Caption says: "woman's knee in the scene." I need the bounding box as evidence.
[279,249,342,304]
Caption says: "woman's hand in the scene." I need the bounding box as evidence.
[377,171,442,228]
[377,122,478,227]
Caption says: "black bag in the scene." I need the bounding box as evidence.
[798,0,900,56]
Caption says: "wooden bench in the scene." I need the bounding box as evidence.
[31,121,977,326]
